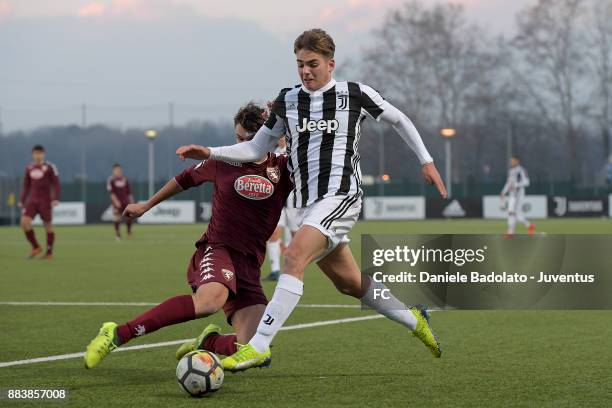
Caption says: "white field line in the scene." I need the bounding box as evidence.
[0,315,383,369]
[0,301,360,309]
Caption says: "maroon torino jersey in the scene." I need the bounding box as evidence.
[174,153,293,265]
[107,175,132,205]
[19,162,60,205]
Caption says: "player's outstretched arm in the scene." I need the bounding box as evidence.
[176,117,282,164]
[123,179,183,219]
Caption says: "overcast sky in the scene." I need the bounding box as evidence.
[0,0,534,132]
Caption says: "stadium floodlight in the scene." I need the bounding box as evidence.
[440,128,456,138]
[145,129,158,196]
[440,128,456,198]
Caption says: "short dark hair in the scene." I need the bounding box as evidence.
[113,163,121,169]
[294,29,335,59]
[512,155,520,161]
[234,102,265,134]
[32,145,45,152]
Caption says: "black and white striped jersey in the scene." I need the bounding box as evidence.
[501,165,530,197]
[210,78,433,209]
[264,79,391,208]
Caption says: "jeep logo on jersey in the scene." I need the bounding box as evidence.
[296,118,339,133]
[234,175,274,200]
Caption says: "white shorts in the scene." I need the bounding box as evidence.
[299,193,362,260]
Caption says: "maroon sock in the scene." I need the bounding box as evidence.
[116,295,195,344]
[126,219,132,234]
[46,232,55,254]
[113,221,120,237]
[202,334,238,356]
[25,230,40,249]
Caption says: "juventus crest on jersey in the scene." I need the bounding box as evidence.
[264,79,387,208]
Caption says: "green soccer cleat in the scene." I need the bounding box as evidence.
[221,343,272,372]
[84,322,120,369]
[411,305,442,358]
[175,323,222,360]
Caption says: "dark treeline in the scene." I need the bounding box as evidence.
[0,121,233,182]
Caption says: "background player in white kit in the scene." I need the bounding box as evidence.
[500,155,535,237]
[176,29,447,371]
[266,137,299,281]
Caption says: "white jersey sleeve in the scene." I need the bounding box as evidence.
[209,113,285,163]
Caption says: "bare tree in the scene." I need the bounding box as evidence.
[359,1,493,128]
[585,0,612,161]
[510,0,587,182]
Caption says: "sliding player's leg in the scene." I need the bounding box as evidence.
[221,225,326,371]
[186,304,267,360]
[84,282,227,369]
[84,244,233,368]
[317,244,441,357]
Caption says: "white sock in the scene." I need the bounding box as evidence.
[267,240,281,272]
[517,213,530,227]
[507,214,517,234]
[361,279,417,330]
[249,274,303,352]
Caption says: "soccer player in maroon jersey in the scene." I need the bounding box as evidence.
[84,102,293,369]
[106,163,134,240]
[18,145,60,260]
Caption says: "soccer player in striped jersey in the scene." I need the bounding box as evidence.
[500,155,535,237]
[176,29,447,371]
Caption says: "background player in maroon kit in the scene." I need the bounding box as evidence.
[18,145,60,260]
[106,163,134,240]
[84,102,293,368]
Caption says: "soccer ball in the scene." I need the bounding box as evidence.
[176,350,224,397]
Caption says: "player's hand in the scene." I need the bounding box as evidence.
[176,145,211,161]
[422,162,447,198]
[51,200,59,207]
[17,202,23,209]
[123,203,150,219]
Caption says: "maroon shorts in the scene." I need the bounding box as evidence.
[23,201,52,223]
[187,242,267,324]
